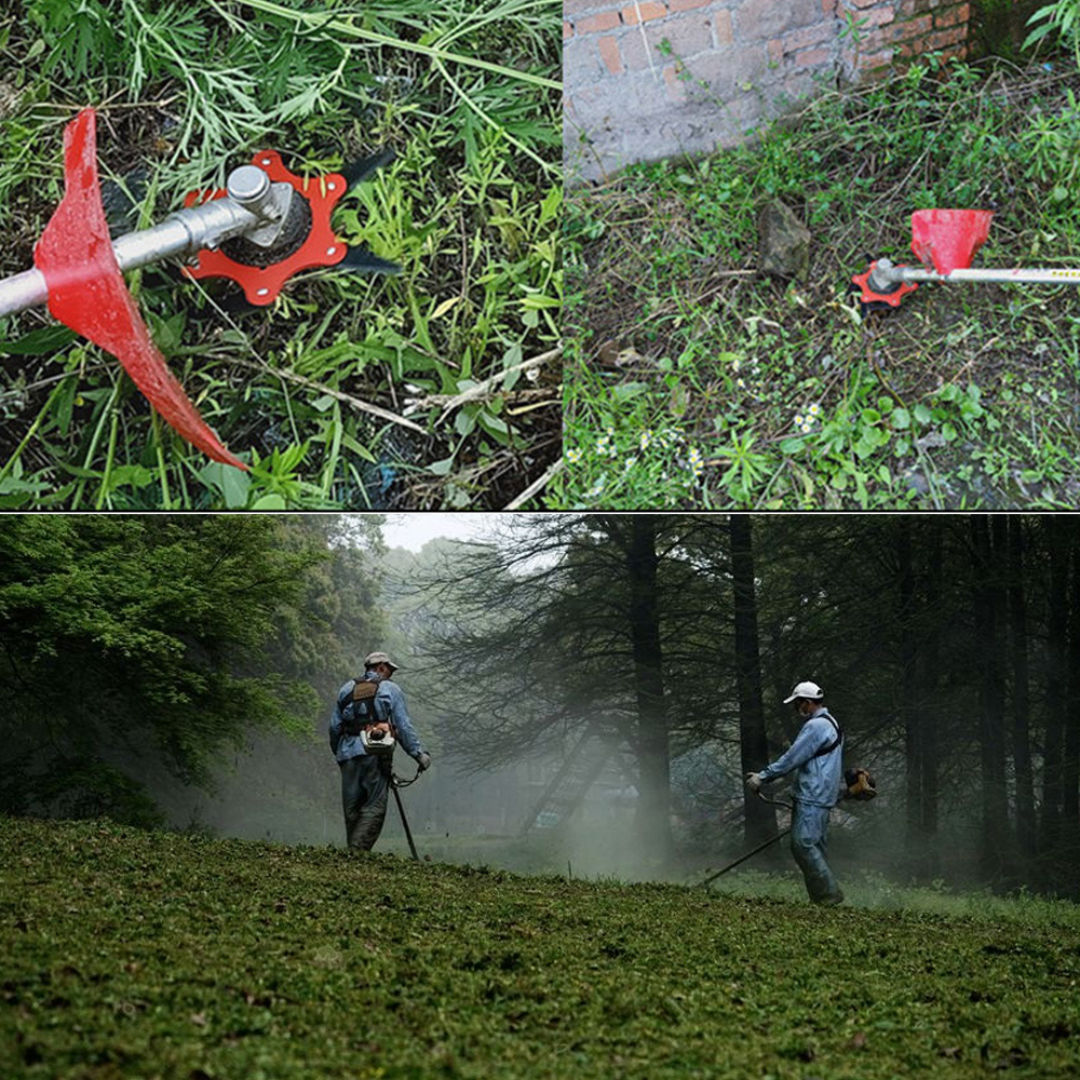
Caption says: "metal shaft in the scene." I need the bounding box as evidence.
[871,257,1080,290]
[0,165,277,320]
[391,779,419,861]
[698,827,791,887]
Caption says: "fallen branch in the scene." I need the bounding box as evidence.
[504,457,563,510]
[433,346,562,421]
[228,356,428,435]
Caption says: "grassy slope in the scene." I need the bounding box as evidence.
[3,819,1080,1078]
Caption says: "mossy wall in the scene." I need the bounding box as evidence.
[969,0,1043,59]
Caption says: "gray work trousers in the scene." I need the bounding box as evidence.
[790,800,843,903]
[340,754,391,850]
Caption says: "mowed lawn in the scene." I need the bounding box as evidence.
[2,817,1080,1079]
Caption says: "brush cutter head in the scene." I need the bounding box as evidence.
[851,208,995,312]
[910,209,993,274]
[850,260,918,311]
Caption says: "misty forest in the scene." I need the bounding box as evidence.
[4,512,1080,1079]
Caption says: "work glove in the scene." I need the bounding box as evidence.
[417,752,432,772]
[745,772,764,794]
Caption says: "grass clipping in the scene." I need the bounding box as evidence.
[4,816,1080,1078]
[563,58,1080,510]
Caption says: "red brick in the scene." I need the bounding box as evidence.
[793,46,832,69]
[577,10,622,33]
[855,49,896,71]
[669,0,711,10]
[927,24,967,49]
[862,7,896,29]
[848,0,882,8]
[782,22,834,52]
[768,37,784,63]
[935,2,970,29]
[622,0,666,24]
[597,34,624,73]
[821,0,838,14]
[564,20,574,38]
[896,13,933,36]
[861,27,899,51]
[713,9,734,45]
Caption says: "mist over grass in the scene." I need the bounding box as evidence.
[4,817,1079,1079]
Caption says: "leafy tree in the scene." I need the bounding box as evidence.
[0,516,333,823]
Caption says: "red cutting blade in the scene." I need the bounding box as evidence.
[33,108,247,470]
[182,150,348,305]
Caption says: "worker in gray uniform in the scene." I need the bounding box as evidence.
[329,651,430,850]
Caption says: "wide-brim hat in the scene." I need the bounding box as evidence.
[364,651,399,671]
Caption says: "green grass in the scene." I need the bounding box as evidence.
[561,55,1080,509]
[0,0,561,510]
[4,817,1080,1079]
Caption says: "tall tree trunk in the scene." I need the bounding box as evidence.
[896,519,924,882]
[1042,520,1069,889]
[916,521,942,882]
[1007,515,1037,867]
[1064,530,1080,894]
[729,515,776,847]
[624,516,673,864]
[971,515,1010,887]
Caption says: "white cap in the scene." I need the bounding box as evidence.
[783,680,824,704]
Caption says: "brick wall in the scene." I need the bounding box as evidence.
[565,0,974,182]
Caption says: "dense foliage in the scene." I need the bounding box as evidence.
[0,515,383,823]
[3,817,1080,1079]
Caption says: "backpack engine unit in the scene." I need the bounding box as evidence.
[344,678,396,757]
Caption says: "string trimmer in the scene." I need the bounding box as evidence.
[698,768,876,888]
[0,108,399,469]
[391,765,423,862]
[852,208,1080,313]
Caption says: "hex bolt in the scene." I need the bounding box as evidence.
[226,165,273,216]
[867,258,898,293]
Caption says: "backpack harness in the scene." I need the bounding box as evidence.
[341,675,396,757]
[810,709,843,759]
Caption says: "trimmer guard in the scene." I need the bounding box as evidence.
[33,109,247,469]
[911,209,993,274]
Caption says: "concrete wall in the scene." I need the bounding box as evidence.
[564,0,974,182]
